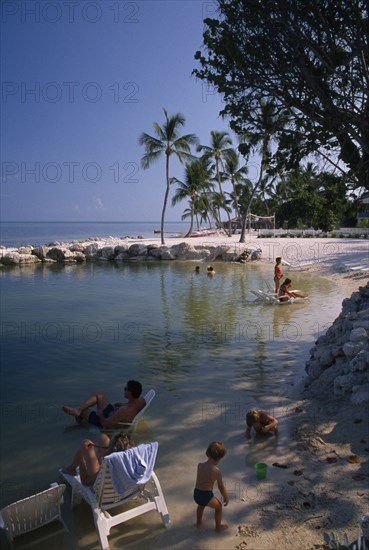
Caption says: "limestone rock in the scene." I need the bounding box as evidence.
[1,252,42,265]
[69,243,85,252]
[96,246,115,260]
[47,247,77,263]
[18,246,33,254]
[350,350,369,372]
[350,327,368,342]
[19,254,41,264]
[32,246,50,260]
[83,243,99,259]
[114,244,129,255]
[1,252,21,265]
[305,359,324,380]
[305,282,369,401]
[128,244,147,257]
[334,374,355,396]
[343,341,365,358]
[351,383,369,405]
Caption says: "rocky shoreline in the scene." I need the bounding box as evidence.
[0,237,257,265]
[305,282,369,405]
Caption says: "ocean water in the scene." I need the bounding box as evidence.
[0,221,189,248]
[0,224,347,548]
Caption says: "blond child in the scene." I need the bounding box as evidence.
[193,441,229,531]
[246,409,279,439]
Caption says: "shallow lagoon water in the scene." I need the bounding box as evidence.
[0,260,345,544]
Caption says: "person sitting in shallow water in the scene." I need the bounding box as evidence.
[278,278,308,302]
[61,379,146,429]
[62,431,133,486]
[246,409,278,439]
[207,266,216,276]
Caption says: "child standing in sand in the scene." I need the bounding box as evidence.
[193,441,229,531]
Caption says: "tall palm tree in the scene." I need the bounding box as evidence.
[197,131,234,236]
[139,109,198,245]
[222,149,248,227]
[171,157,214,237]
[239,101,288,243]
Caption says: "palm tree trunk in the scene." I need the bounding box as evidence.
[216,161,232,237]
[161,153,171,245]
[239,169,264,243]
[185,201,195,237]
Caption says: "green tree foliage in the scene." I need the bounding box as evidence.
[194,0,369,191]
[171,157,214,236]
[275,167,351,229]
[197,130,234,235]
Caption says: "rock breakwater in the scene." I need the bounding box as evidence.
[305,282,369,404]
[0,238,259,265]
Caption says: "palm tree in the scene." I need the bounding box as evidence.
[139,109,198,245]
[171,157,214,237]
[197,131,234,236]
[239,101,288,243]
[222,149,248,227]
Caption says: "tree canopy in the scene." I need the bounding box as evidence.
[194,0,369,191]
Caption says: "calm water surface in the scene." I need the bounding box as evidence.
[0,260,344,513]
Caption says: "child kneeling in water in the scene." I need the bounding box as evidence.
[246,409,279,439]
[193,441,229,531]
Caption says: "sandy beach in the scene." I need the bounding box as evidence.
[107,234,368,550]
[1,234,368,550]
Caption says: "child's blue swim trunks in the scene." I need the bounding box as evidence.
[193,488,214,506]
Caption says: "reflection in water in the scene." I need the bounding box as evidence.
[0,260,345,510]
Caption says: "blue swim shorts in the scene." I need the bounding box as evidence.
[88,403,115,428]
[193,488,214,507]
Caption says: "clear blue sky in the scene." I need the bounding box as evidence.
[1,0,248,222]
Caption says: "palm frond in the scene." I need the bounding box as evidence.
[141,150,163,169]
[138,132,163,148]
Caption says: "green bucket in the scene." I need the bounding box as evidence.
[255,462,268,480]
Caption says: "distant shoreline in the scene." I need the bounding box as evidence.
[1,234,368,298]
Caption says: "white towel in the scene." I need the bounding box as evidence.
[107,442,158,494]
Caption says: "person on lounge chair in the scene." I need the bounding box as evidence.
[62,379,146,428]
[62,431,133,486]
[278,278,308,302]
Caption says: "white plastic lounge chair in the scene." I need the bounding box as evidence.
[250,289,308,305]
[250,289,279,304]
[60,442,171,550]
[0,483,67,548]
[103,389,155,434]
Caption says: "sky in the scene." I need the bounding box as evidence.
[1,0,256,222]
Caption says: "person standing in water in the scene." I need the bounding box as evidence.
[274,257,284,294]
